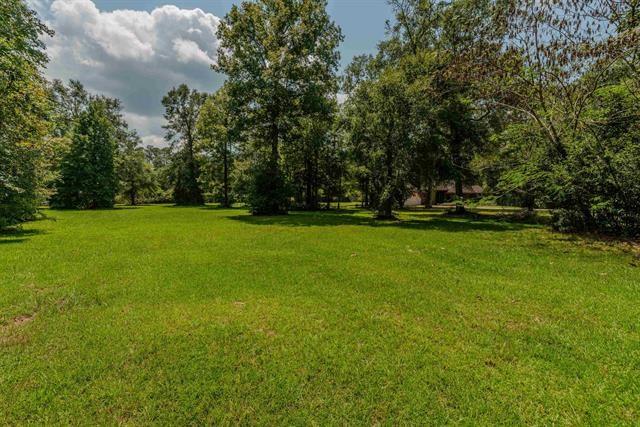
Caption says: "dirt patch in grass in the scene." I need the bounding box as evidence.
[13,313,35,326]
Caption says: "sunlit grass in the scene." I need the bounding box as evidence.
[1,205,638,424]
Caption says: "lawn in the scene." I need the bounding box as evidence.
[1,205,638,424]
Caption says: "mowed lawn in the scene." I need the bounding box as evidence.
[1,206,638,424]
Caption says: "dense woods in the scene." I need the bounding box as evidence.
[1,0,639,236]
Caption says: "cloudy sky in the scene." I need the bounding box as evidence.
[28,0,392,147]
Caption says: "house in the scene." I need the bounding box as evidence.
[403,182,483,207]
[404,192,424,207]
[434,182,483,204]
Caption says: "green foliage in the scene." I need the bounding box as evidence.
[0,0,52,228]
[215,0,342,214]
[48,79,89,137]
[51,100,117,209]
[143,145,174,203]
[343,2,492,218]
[168,150,204,206]
[344,65,413,218]
[197,87,237,207]
[282,114,344,210]
[116,133,156,205]
[246,159,290,215]
[479,81,640,236]
[551,88,640,235]
[162,84,206,206]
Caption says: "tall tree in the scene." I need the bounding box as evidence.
[283,113,337,210]
[49,79,89,137]
[162,84,207,206]
[344,61,413,219]
[117,132,156,205]
[197,86,237,208]
[144,145,173,200]
[215,0,343,214]
[385,0,493,212]
[52,100,118,209]
[0,0,52,228]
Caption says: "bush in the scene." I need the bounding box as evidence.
[246,161,290,215]
[170,152,204,206]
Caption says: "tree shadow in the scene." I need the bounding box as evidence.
[199,204,246,211]
[228,209,536,233]
[160,204,245,210]
[0,228,46,245]
[49,205,141,211]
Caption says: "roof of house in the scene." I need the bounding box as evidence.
[435,182,483,195]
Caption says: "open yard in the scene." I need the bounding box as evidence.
[1,206,638,424]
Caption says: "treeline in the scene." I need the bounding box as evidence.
[2,0,639,236]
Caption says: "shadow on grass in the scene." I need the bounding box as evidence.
[228,209,536,233]
[199,204,246,211]
[49,205,141,211]
[0,228,46,245]
[159,204,246,211]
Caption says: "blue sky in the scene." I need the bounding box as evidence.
[30,0,393,145]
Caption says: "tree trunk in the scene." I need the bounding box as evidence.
[363,178,369,208]
[455,177,463,198]
[304,154,316,210]
[523,192,535,212]
[269,109,279,166]
[454,176,465,214]
[130,189,136,206]
[313,155,319,210]
[223,138,229,208]
[425,181,433,208]
[377,198,393,219]
[337,172,342,210]
[378,126,395,219]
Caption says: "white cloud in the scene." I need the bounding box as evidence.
[141,135,167,148]
[32,0,225,145]
[123,112,164,140]
[173,38,214,64]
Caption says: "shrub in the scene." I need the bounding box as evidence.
[246,161,290,215]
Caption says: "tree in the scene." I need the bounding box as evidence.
[144,145,173,202]
[343,1,482,218]
[0,0,52,228]
[42,79,90,198]
[162,84,206,205]
[49,79,89,137]
[197,86,237,208]
[384,0,494,213]
[215,0,343,214]
[344,61,413,219]
[51,100,118,209]
[320,121,349,209]
[283,113,337,210]
[477,0,640,234]
[117,132,156,205]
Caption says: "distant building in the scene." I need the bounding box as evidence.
[434,182,483,204]
[404,192,423,207]
[403,182,483,207]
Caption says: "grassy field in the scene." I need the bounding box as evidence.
[1,205,638,424]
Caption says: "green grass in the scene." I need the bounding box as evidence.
[1,205,638,424]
